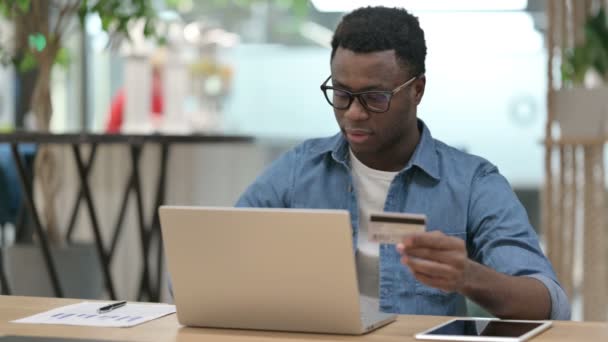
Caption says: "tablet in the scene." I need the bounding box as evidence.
[415,318,552,342]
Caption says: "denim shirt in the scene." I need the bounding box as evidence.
[236,121,570,320]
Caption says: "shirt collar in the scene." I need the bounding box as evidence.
[323,119,440,180]
[407,120,440,180]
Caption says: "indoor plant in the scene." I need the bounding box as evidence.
[555,8,608,140]
[0,0,160,298]
[0,0,160,243]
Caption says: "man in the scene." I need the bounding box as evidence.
[236,6,570,320]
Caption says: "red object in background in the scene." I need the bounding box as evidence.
[105,74,164,133]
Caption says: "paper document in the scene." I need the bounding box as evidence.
[12,301,176,328]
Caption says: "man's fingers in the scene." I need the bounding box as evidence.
[404,231,464,250]
[401,255,457,279]
[412,271,452,292]
[396,243,405,254]
[404,248,466,268]
[399,231,468,294]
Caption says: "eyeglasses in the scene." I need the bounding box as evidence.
[320,75,418,113]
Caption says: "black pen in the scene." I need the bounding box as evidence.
[97,300,127,314]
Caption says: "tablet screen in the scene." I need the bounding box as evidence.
[426,320,545,337]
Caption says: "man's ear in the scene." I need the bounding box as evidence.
[413,75,426,105]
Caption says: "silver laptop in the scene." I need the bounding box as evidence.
[159,206,397,335]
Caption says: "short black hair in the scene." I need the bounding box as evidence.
[330,6,426,76]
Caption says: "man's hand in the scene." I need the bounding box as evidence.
[397,231,553,319]
[396,231,469,293]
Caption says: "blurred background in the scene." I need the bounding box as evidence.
[0,0,548,224]
[0,0,548,192]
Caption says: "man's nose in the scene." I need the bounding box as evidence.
[343,96,370,121]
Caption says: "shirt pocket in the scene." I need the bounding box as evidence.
[413,231,467,315]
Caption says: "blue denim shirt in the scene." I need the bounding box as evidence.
[236,121,570,320]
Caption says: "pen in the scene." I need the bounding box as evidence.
[97,300,127,314]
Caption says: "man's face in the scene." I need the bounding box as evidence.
[330,47,424,161]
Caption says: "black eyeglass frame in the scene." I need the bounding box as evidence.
[319,75,419,113]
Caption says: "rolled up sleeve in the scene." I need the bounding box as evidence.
[526,274,571,320]
[468,163,571,320]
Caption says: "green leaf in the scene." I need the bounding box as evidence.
[15,0,31,13]
[54,47,70,68]
[143,18,155,36]
[0,3,9,17]
[166,0,180,9]
[233,0,251,8]
[292,0,309,18]
[101,14,111,31]
[67,0,184,51]
[562,7,608,84]
[155,35,167,46]
[28,33,47,52]
[91,1,101,13]
[18,51,37,72]
[276,0,293,9]
[78,0,89,27]
[211,0,231,6]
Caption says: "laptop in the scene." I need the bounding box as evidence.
[159,206,397,335]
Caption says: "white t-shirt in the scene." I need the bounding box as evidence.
[349,149,398,297]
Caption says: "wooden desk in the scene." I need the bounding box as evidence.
[0,296,607,341]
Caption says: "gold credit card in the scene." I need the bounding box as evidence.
[368,211,427,244]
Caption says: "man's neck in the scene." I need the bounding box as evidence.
[353,128,421,172]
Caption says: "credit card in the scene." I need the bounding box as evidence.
[368,211,426,244]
